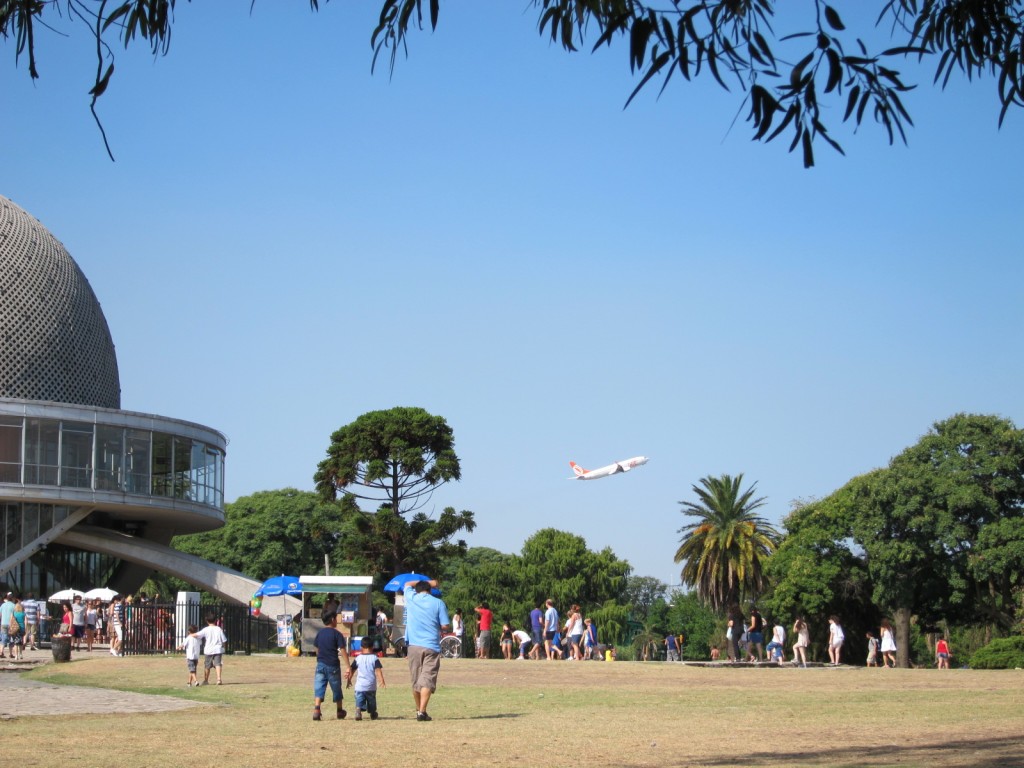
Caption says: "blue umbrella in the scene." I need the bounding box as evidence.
[254,575,302,597]
[382,572,431,593]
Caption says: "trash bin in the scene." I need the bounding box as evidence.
[51,636,72,663]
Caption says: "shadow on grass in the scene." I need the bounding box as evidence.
[693,735,1024,768]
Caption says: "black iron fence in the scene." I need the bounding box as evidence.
[120,602,279,656]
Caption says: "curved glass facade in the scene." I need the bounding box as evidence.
[0,402,225,508]
[1,399,227,597]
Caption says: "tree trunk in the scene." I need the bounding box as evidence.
[895,606,912,668]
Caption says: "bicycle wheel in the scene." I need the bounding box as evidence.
[440,635,462,659]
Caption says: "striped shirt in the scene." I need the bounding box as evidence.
[23,600,39,624]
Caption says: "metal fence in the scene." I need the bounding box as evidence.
[120,602,279,656]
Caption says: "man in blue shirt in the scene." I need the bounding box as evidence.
[403,578,450,722]
[529,603,544,659]
[0,593,14,657]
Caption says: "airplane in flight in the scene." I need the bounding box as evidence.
[569,456,649,480]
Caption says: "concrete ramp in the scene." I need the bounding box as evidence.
[56,526,301,616]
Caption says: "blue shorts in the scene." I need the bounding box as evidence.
[313,662,343,702]
[749,631,764,645]
[355,690,378,713]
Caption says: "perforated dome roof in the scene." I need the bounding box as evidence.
[0,195,121,408]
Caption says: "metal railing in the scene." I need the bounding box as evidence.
[120,602,278,656]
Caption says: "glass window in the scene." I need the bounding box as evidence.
[95,425,124,491]
[174,437,192,500]
[152,433,172,497]
[25,419,59,486]
[0,416,22,483]
[190,442,208,504]
[125,430,150,495]
[60,421,94,489]
[210,446,225,508]
[22,503,40,547]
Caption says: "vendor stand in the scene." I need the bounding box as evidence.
[298,575,373,653]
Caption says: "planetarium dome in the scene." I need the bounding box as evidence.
[0,194,121,409]
[0,194,257,610]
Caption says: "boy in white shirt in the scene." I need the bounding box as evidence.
[192,614,228,685]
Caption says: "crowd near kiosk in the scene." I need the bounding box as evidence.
[299,575,373,652]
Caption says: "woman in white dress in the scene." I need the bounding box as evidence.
[879,618,897,668]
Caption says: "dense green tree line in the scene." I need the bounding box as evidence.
[167,408,1023,667]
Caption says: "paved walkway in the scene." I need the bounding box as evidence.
[0,645,202,719]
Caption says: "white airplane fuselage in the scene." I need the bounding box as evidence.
[570,456,649,480]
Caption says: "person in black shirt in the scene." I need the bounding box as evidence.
[312,611,352,721]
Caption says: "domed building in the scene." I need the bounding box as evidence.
[0,195,256,604]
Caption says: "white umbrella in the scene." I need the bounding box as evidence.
[48,588,84,602]
[83,587,118,601]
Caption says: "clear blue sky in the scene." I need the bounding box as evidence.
[3,3,1022,585]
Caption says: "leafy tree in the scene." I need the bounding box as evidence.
[519,528,631,610]
[313,407,475,582]
[769,414,1024,667]
[589,599,632,646]
[629,616,664,661]
[889,413,1024,632]
[171,488,352,580]
[439,529,631,640]
[333,504,476,585]
[762,493,878,661]
[675,473,779,611]
[623,575,668,621]
[315,406,461,515]
[665,590,722,660]
[6,2,1022,164]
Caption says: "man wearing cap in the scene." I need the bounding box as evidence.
[403,578,449,722]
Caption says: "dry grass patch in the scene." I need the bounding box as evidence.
[8,654,1024,768]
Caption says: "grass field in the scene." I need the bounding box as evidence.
[9,654,1024,768]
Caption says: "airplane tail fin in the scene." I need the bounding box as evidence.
[570,461,587,477]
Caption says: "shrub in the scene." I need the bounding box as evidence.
[969,636,1024,669]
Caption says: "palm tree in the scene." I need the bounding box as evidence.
[675,474,779,611]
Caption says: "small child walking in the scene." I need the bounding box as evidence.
[349,636,386,721]
[866,632,879,667]
[178,624,201,687]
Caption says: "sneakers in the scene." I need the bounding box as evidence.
[416,711,432,722]
[370,712,379,720]
[336,709,346,720]
[354,710,363,721]
[312,710,322,721]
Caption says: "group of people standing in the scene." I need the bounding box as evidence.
[0,590,182,660]
[521,599,599,661]
[449,599,599,661]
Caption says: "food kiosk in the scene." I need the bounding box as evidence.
[299,575,373,652]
